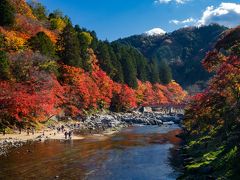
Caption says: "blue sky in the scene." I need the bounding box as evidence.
[38,0,240,41]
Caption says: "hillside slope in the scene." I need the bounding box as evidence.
[116,24,227,90]
[0,0,187,128]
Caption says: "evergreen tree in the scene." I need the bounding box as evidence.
[0,50,10,80]
[136,55,148,82]
[28,0,47,20]
[159,59,172,84]
[0,0,15,26]
[121,52,138,89]
[78,31,93,71]
[148,58,160,83]
[57,23,82,67]
[109,46,124,83]
[89,31,98,51]
[28,32,56,57]
[49,9,63,19]
[96,42,115,77]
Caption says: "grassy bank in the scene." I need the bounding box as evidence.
[178,124,240,179]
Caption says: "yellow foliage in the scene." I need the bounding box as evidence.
[0,27,26,51]
[50,18,66,32]
[5,35,26,51]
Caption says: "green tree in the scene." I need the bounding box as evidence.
[159,59,172,84]
[49,9,63,19]
[148,58,160,83]
[28,32,56,57]
[28,0,48,20]
[89,31,98,51]
[135,53,148,82]
[57,23,82,67]
[0,50,10,80]
[121,52,138,89]
[28,0,47,20]
[78,32,93,71]
[50,18,66,31]
[0,0,15,26]
[109,45,124,83]
[96,42,115,77]
[79,32,93,47]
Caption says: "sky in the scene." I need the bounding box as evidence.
[38,0,240,41]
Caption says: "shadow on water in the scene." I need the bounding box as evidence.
[0,125,182,180]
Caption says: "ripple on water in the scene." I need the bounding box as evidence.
[0,125,182,180]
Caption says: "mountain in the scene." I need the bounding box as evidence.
[144,28,166,36]
[115,24,227,91]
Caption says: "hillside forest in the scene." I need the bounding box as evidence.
[0,0,187,128]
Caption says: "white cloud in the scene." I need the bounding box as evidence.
[198,3,240,27]
[145,28,166,36]
[154,0,189,4]
[170,18,196,25]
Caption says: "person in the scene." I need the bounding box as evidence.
[64,131,68,139]
[61,125,64,132]
[27,127,30,135]
[68,131,72,140]
[3,128,5,136]
[19,127,21,134]
[31,127,34,135]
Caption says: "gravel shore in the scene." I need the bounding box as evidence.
[0,111,183,156]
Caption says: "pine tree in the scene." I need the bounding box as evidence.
[28,0,47,20]
[96,42,115,77]
[0,0,15,26]
[109,46,124,83]
[121,52,138,89]
[57,23,82,67]
[159,59,172,84]
[148,58,160,84]
[136,56,148,82]
[28,32,56,57]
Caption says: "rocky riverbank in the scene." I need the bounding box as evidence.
[0,111,184,156]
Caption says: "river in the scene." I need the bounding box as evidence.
[0,124,182,180]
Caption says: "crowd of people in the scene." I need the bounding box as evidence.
[57,125,73,140]
[0,123,80,140]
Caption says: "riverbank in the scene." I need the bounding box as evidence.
[0,111,183,156]
[177,127,240,180]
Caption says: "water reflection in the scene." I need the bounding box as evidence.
[0,125,182,180]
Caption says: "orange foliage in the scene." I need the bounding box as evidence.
[9,0,36,19]
[135,80,186,107]
[0,27,27,50]
[119,84,137,110]
[0,74,63,123]
[92,68,114,108]
[62,65,101,116]
[15,14,57,42]
[153,84,169,105]
[167,81,187,104]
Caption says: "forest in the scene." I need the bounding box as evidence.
[0,0,186,128]
[116,24,227,91]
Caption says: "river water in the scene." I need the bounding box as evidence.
[0,125,182,180]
